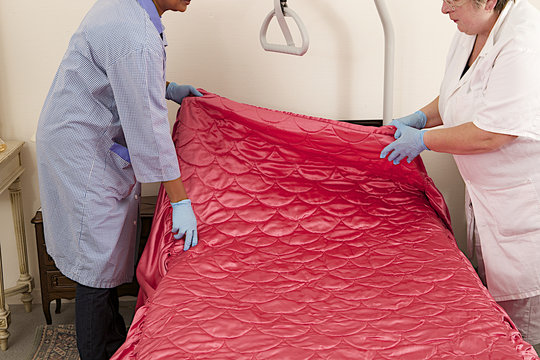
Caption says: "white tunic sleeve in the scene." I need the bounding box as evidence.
[473,26,540,140]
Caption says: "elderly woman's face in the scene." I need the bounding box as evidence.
[441,0,496,36]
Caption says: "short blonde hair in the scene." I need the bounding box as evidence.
[472,0,513,13]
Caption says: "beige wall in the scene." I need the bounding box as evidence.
[1,0,538,304]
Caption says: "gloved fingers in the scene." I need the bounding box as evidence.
[189,86,203,97]
[406,154,418,163]
[380,143,394,160]
[387,148,401,163]
[393,153,407,165]
[192,231,199,247]
[393,121,406,139]
[173,228,186,240]
[183,230,193,251]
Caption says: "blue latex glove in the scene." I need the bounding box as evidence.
[165,82,203,105]
[380,121,429,165]
[170,199,198,251]
[389,110,427,129]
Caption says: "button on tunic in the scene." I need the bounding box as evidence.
[36,0,180,288]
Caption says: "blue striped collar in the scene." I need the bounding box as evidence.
[136,0,163,35]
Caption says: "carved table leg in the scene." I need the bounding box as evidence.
[9,178,34,312]
[42,300,52,325]
[0,244,11,351]
[55,298,61,314]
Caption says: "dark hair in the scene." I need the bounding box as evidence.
[473,0,513,13]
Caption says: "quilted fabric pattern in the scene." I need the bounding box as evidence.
[112,92,538,359]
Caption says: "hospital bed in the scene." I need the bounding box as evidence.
[111,92,538,359]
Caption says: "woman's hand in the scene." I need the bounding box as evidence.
[170,199,198,251]
[166,83,202,105]
[380,122,429,165]
[390,111,427,129]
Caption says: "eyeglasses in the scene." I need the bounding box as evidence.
[443,0,467,10]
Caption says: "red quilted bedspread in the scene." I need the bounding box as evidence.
[112,91,538,359]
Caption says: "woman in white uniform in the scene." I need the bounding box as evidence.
[380,0,540,349]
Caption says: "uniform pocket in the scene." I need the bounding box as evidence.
[110,143,131,165]
[104,143,136,198]
[482,180,540,238]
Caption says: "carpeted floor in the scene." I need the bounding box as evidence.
[0,299,136,360]
[30,324,79,360]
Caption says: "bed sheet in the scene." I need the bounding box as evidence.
[112,91,538,359]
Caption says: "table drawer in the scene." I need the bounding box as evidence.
[46,270,76,291]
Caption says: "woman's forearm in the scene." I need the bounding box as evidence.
[162,177,188,203]
[424,122,516,154]
[421,97,443,128]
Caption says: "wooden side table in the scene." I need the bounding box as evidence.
[31,196,157,324]
[0,141,34,351]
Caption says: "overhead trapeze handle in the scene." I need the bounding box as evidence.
[260,0,309,56]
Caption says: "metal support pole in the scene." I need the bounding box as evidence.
[374,0,395,124]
